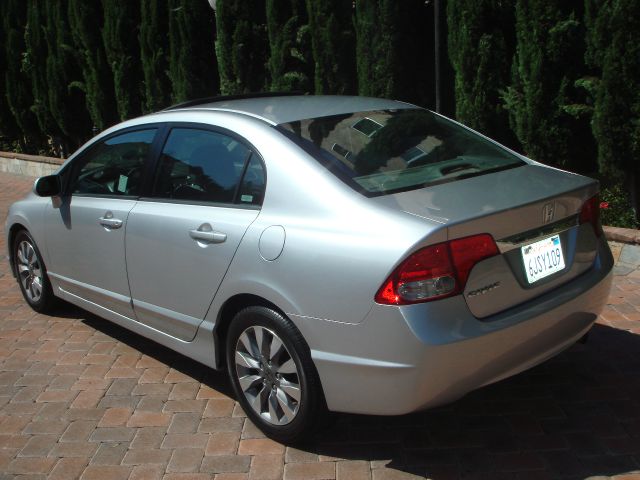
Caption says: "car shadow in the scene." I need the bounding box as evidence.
[78,308,235,398]
[303,322,640,478]
[77,307,640,479]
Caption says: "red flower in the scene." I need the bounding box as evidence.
[599,201,609,209]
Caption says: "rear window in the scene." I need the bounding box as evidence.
[277,109,524,196]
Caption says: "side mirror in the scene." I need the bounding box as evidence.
[34,174,61,197]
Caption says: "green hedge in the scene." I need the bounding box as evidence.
[0,0,637,221]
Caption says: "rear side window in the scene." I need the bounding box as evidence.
[152,128,250,204]
[71,129,157,196]
[278,109,524,196]
[237,154,266,206]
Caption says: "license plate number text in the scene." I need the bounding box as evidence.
[521,235,565,284]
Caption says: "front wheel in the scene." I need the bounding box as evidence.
[226,306,326,443]
[13,230,57,313]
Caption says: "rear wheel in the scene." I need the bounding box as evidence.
[226,306,326,443]
[13,230,56,313]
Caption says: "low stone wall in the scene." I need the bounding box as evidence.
[0,151,64,177]
[603,225,640,245]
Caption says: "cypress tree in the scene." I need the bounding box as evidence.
[503,0,595,173]
[45,0,92,153]
[68,0,118,131]
[215,0,269,94]
[24,1,57,136]
[585,0,640,213]
[447,0,516,146]
[0,1,19,142]
[102,0,143,120]
[3,0,41,147]
[306,0,356,94]
[355,0,395,98]
[168,0,219,103]
[139,0,171,111]
[266,0,313,93]
[584,0,607,69]
[355,0,433,106]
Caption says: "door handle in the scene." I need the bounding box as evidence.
[99,213,123,229]
[189,228,226,244]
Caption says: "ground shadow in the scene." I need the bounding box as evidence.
[79,307,640,479]
[302,323,640,479]
[79,307,234,398]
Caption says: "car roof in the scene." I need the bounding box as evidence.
[164,95,419,125]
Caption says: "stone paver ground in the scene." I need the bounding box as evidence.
[1,171,639,480]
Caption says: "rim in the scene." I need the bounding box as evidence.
[16,240,43,303]
[234,325,301,426]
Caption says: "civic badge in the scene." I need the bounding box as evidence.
[542,203,555,224]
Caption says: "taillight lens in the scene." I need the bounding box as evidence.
[375,234,499,305]
[579,194,603,237]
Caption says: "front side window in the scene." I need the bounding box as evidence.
[152,128,250,204]
[71,129,157,196]
[278,109,524,196]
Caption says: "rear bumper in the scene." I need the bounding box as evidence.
[293,239,613,415]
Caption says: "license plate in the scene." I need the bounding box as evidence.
[521,234,565,284]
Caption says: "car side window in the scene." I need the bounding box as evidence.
[237,154,266,206]
[71,129,157,196]
[152,128,250,204]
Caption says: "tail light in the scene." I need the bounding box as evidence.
[579,194,603,237]
[375,234,499,305]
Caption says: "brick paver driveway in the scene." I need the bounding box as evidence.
[1,171,639,480]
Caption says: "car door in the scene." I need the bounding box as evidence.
[125,125,266,341]
[43,128,159,318]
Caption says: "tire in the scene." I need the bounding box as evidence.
[226,306,327,443]
[13,230,57,314]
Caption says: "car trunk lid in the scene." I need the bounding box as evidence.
[372,163,600,317]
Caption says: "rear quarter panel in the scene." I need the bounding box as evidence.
[204,116,445,326]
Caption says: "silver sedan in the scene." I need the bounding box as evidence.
[5,95,613,442]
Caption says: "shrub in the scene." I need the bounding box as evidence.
[599,185,638,229]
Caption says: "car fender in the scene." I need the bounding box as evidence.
[5,197,48,271]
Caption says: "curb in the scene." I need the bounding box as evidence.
[603,225,640,245]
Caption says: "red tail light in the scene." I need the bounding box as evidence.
[579,194,603,237]
[375,234,499,305]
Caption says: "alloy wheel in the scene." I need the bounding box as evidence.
[234,325,301,425]
[16,240,44,303]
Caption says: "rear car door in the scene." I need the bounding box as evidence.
[43,128,158,318]
[125,125,266,341]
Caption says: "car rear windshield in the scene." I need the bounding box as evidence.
[277,109,525,197]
